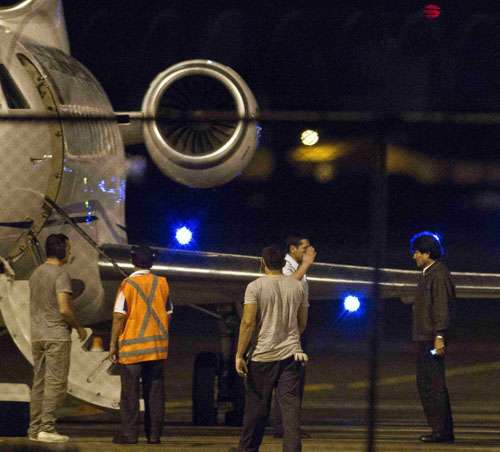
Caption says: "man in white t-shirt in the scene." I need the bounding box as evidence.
[283,235,315,295]
[233,245,310,452]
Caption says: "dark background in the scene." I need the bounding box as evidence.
[62,0,500,271]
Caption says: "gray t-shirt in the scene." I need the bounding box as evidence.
[29,263,73,342]
[245,275,309,362]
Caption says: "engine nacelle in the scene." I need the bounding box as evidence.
[142,60,258,188]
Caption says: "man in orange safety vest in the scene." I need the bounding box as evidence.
[108,245,173,445]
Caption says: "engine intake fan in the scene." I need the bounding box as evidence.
[142,60,258,188]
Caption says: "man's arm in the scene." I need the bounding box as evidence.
[431,273,453,355]
[57,292,87,341]
[297,305,309,335]
[288,246,317,281]
[108,312,127,362]
[235,303,257,377]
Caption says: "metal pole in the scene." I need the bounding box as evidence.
[366,124,388,452]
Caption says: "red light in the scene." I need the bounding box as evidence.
[424,4,441,20]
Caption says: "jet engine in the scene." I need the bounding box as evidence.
[142,60,258,188]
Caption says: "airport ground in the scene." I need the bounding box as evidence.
[2,299,500,451]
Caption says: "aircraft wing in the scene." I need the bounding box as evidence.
[99,244,500,306]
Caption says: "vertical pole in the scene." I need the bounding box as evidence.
[366,124,387,452]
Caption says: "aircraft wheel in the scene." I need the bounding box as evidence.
[192,352,219,425]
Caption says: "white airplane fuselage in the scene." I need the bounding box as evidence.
[0,2,126,324]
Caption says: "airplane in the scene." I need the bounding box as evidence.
[1,0,500,427]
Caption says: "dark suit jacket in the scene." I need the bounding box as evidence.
[412,260,455,341]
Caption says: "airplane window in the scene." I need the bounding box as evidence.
[0,64,29,109]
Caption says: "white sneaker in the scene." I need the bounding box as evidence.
[36,431,69,443]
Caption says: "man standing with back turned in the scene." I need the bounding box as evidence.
[410,232,455,443]
[109,245,172,445]
[233,245,310,452]
[28,234,87,443]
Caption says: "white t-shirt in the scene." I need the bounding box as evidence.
[283,253,309,300]
[245,275,309,362]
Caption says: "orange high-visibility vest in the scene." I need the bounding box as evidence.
[118,273,170,365]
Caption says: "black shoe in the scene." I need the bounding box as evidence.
[147,438,161,444]
[112,435,137,444]
[419,432,455,443]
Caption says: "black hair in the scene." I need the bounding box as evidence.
[285,235,308,254]
[262,245,285,271]
[45,234,69,260]
[131,245,155,269]
[410,231,444,260]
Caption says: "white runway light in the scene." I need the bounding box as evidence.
[300,129,319,146]
[344,295,361,313]
[175,226,193,245]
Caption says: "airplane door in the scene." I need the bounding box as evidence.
[0,52,64,262]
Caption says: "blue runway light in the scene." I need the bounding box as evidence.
[343,295,361,313]
[175,226,193,245]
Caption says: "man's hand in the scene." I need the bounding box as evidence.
[108,343,118,363]
[434,336,445,356]
[77,327,87,342]
[302,246,317,266]
[294,352,309,366]
[0,256,14,280]
[235,356,248,378]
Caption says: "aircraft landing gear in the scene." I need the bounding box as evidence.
[191,303,245,426]
[192,352,219,425]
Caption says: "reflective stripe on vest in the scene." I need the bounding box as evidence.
[118,275,169,364]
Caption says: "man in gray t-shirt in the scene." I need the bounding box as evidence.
[245,273,308,362]
[28,234,86,444]
[274,235,316,439]
[234,245,309,452]
[30,263,73,342]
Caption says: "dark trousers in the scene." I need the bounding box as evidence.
[272,368,305,436]
[119,359,165,441]
[416,342,454,435]
[239,356,303,452]
[273,337,307,435]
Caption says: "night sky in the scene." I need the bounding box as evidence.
[63,0,500,271]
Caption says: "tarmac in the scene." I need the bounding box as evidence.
[2,300,500,451]
[2,423,500,451]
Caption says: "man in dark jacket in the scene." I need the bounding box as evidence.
[410,231,455,443]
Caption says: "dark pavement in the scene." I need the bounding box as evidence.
[2,298,500,450]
